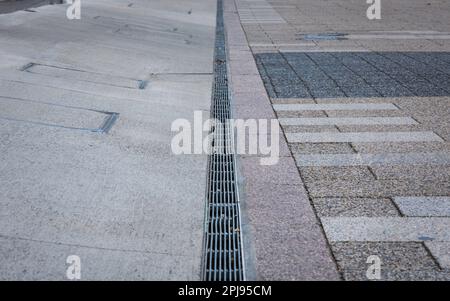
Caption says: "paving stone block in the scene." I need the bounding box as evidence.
[313,197,400,217]
[394,197,450,217]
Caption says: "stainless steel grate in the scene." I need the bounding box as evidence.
[202,0,245,281]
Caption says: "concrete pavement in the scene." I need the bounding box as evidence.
[0,0,215,280]
[0,0,55,14]
[2,0,450,281]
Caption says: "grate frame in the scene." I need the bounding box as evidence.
[201,0,246,281]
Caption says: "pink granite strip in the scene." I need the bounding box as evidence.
[224,0,341,280]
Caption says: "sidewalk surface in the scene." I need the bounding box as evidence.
[1,0,450,281]
[0,0,215,280]
[0,0,52,14]
[227,0,450,280]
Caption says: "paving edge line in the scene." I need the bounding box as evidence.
[223,0,341,280]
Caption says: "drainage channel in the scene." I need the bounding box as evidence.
[201,0,245,281]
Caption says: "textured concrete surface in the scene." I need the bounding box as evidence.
[0,0,54,14]
[235,0,450,280]
[394,197,450,217]
[0,0,216,280]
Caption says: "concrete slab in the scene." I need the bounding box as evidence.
[394,197,450,217]
[0,96,109,131]
[332,242,441,281]
[24,63,141,89]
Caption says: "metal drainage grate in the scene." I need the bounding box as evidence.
[202,0,245,281]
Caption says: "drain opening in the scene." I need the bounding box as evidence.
[202,0,245,281]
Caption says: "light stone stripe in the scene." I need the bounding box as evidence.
[295,152,450,167]
[250,43,316,47]
[347,33,450,40]
[237,0,286,24]
[273,103,398,111]
[424,242,450,269]
[321,217,450,242]
[394,197,450,217]
[286,131,442,143]
[279,117,417,126]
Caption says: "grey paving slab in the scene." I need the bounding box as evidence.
[394,197,450,217]
[286,131,442,143]
[0,96,107,131]
[332,242,442,281]
[256,52,450,99]
[273,103,398,111]
[425,242,450,269]
[322,217,450,242]
[295,152,450,167]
